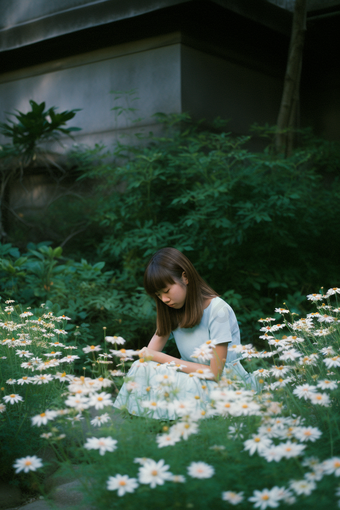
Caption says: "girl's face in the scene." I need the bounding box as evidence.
[155,273,188,309]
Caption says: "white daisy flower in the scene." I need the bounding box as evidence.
[0,404,6,413]
[317,379,338,390]
[3,394,24,405]
[322,457,340,476]
[110,348,139,358]
[60,354,80,363]
[16,376,32,385]
[138,459,172,488]
[31,410,58,427]
[32,374,54,385]
[54,372,73,382]
[88,392,113,410]
[125,381,139,392]
[222,491,244,505]
[190,344,213,361]
[110,369,125,377]
[43,352,62,358]
[278,441,306,458]
[40,432,53,439]
[90,413,111,427]
[293,384,317,400]
[107,474,138,496]
[105,336,126,345]
[156,432,181,448]
[171,475,186,483]
[260,445,284,463]
[244,435,272,456]
[65,395,90,411]
[134,457,152,465]
[141,400,167,412]
[187,461,215,479]
[309,392,331,406]
[16,350,33,358]
[324,356,340,368]
[289,479,316,496]
[83,345,102,354]
[293,427,322,442]
[248,487,281,509]
[49,341,65,348]
[171,421,199,440]
[306,293,324,301]
[84,436,118,456]
[270,365,292,378]
[168,400,196,417]
[279,349,302,361]
[13,456,43,473]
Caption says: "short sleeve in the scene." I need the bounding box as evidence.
[208,298,240,346]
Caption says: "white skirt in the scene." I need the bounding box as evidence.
[113,359,258,420]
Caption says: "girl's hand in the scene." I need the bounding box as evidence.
[139,347,155,360]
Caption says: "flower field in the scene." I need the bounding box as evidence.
[1,290,340,509]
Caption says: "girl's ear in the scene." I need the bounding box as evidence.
[182,271,189,285]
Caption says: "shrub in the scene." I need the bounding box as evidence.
[70,114,340,344]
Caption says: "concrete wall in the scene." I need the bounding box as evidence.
[0,32,287,150]
[0,34,182,149]
[181,45,283,134]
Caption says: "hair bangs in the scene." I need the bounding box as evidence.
[144,263,176,297]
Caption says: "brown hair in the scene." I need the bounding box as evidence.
[144,247,218,336]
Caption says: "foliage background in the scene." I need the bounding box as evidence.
[1,107,340,350]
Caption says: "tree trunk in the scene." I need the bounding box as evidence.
[275,0,307,156]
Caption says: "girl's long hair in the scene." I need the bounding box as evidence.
[144,247,218,336]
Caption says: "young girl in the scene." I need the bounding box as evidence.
[113,247,255,419]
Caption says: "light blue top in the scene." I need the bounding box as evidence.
[172,297,241,365]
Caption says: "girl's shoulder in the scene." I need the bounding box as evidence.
[205,296,227,310]
[206,296,236,320]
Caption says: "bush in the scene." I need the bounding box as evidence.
[70,114,340,345]
[0,241,156,349]
[2,113,340,348]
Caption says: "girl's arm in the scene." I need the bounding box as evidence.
[139,343,228,381]
[147,333,170,351]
